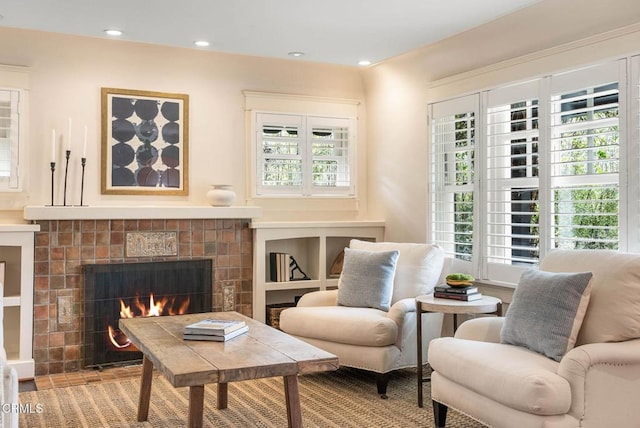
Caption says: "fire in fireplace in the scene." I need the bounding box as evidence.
[83,259,212,368]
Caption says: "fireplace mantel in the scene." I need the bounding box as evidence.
[23,205,262,221]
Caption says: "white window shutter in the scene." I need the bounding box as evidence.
[485,80,541,280]
[307,116,354,195]
[548,61,623,250]
[430,94,479,264]
[256,113,304,195]
[0,89,20,189]
[255,113,354,197]
[629,55,640,253]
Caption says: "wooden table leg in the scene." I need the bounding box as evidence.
[283,375,302,428]
[137,355,154,422]
[188,385,205,428]
[217,382,228,409]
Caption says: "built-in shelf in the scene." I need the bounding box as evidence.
[250,220,385,324]
[0,227,39,379]
[23,205,263,221]
[3,295,20,307]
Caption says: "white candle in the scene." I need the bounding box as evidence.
[67,118,72,151]
[83,125,88,158]
[51,129,56,162]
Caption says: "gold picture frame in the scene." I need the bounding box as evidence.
[101,88,189,195]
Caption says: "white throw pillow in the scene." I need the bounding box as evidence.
[349,240,444,304]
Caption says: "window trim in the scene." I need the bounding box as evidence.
[245,91,359,199]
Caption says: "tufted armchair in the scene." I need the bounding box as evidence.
[428,249,640,428]
[1,281,19,428]
[280,240,446,396]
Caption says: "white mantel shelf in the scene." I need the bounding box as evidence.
[23,205,263,221]
[250,220,385,229]
[0,224,40,232]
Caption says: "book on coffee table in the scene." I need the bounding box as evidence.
[183,325,249,341]
[184,318,247,335]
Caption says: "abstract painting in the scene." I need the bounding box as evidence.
[101,88,189,195]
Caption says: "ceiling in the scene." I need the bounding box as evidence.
[0,0,542,66]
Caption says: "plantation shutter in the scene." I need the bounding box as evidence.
[256,113,304,195]
[430,94,479,265]
[630,56,640,252]
[307,116,354,195]
[0,89,19,189]
[548,60,624,250]
[485,81,541,281]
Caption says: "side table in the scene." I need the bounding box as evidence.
[416,294,502,407]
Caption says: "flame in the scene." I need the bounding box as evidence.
[108,293,190,350]
[107,325,131,349]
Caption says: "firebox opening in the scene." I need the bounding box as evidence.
[83,259,212,369]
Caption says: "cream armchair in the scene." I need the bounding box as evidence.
[280,240,445,397]
[428,249,640,428]
[1,282,19,428]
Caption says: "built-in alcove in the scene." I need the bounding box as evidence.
[83,259,212,368]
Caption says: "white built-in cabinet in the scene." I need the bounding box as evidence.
[251,221,385,323]
[1,225,39,380]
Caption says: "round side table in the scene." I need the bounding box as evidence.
[416,294,502,407]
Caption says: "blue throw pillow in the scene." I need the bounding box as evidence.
[337,247,399,311]
[501,269,593,361]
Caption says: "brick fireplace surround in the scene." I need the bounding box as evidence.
[31,218,253,376]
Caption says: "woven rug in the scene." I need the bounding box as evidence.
[19,367,484,427]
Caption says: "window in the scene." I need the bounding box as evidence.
[255,113,354,196]
[549,80,620,250]
[431,59,630,283]
[486,80,541,280]
[430,94,478,269]
[0,88,21,190]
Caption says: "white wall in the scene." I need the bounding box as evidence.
[3,0,640,238]
[362,0,640,242]
[0,27,368,222]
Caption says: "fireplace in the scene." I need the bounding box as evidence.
[83,259,212,368]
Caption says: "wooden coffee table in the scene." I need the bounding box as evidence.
[119,311,339,428]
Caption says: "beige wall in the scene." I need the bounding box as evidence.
[3,0,640,238]
[362,0,640,242]
[0,27,367,222]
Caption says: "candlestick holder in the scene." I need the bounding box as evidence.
[50,162,56,206]
[80,157,86,207]
[63,150,71,206]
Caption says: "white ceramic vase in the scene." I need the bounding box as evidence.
[207,185,236,207]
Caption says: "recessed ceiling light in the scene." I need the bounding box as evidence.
[104,29,123,37]
[288,52,305,58]
[194,40,210,47]
[358,60,372,66]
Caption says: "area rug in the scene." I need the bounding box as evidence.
[19,367,483,427]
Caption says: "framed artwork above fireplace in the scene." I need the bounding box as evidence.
[101,87,189,196]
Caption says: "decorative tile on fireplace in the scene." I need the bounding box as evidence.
[125,231,177,257]
[32,218,254,376]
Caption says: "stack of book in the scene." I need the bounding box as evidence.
[183,318,248,342]
[433,284,482,301]
[269,252,291,282]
